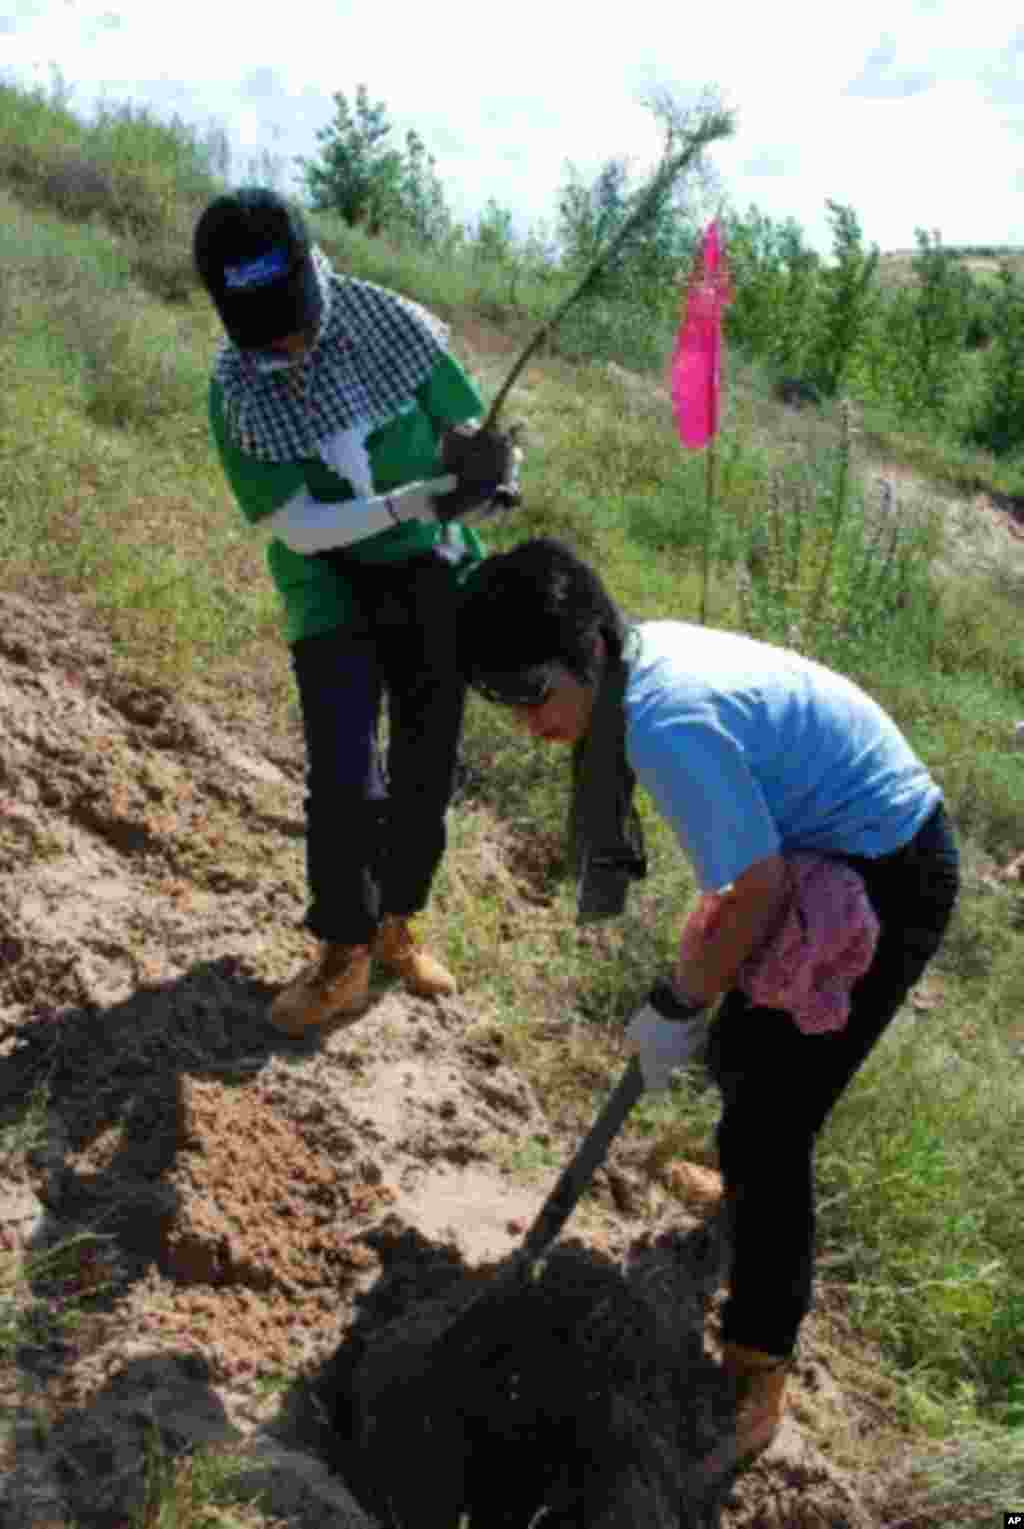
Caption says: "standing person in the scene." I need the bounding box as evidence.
[194,189,517,1036]
[456,536,959,1472]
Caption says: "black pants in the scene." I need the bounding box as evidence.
[706,802,960,1358]
[289,556,466,946]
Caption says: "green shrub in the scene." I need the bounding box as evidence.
[51,288,199,430]
[128,226,199,305]
[880,231,972,420]
[0,79,222,260]
[808,202,880,398]
[725,205,820,377]
[550,296,674,372]
[968,266,1024,456]
[41,154,119,222]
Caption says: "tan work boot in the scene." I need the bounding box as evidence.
[706,1342,788,1478]
[373,915,456,998]
[666,1160,725,1212]
[269,942,371,1035]
[725,1341,788,1460]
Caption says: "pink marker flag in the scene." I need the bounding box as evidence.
[671,218,733,449]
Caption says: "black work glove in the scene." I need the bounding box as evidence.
[433,423,523,521]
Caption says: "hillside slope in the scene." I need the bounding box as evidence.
[0,586,904,1528]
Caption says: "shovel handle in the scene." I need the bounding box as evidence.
[426,1057,646,1365]
[521,1054,645,1260]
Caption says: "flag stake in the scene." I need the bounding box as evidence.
[700,437,716,626]
[672,216,732,625]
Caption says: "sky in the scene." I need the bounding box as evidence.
[2,0,1022,255]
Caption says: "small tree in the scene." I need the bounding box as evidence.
[297,85,452,244]
[520,221,560,282]
[724,205,820,376]
[397,127,451,246]
[809,200,879,397]
[773,220,821,377]
[298,85,399,232]
[554,92,723,317]
[969,264,1024,456]
[885,230,971,419]
[481,90,733,416]
[472,197,517,265]
[558,158,632,289]
[557,150,697,313]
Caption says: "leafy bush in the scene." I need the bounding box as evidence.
[299,84,452,245]
[723,408,943,676]
[557,156,696,313]
[53,288,199,429]
[0,77,81,196]
[808,202,880,398]
[883,231,972,419]
[724,205,820,377]
[41,155,119,222]
[0,79,222,261]
[968,266,1024,456]
[964,279,998,349]
[551,297,674,372]
[128,210,200,304]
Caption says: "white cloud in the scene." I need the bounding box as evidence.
[725,77,1024,250]
[1,0,1022,252]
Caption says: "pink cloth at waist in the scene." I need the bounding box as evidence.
[679,854,880,1035]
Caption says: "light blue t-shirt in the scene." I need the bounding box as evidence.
[624,622,940,891]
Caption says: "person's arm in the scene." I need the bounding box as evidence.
[417,353,522,514]
[626,703,789,998]
[210,378,457,552]
[264,476,456,553]
[625,853,789,1089]
[671,854,788,1004]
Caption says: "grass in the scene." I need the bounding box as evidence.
[132,1434,286,1529]
[0,1085,118,1382]
[2,75,1024,1526]
[0,189,279,679]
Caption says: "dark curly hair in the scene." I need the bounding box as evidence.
[459,537,626,698]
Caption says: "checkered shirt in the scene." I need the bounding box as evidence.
[214,249,449,462]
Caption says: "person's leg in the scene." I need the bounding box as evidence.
[377,560,466,919]
[693,1005,806,1480]
[291,626,387,944]
[710,804,960,1354]
[709,1000,816,1358]
[369,561,465,997]
[703,806,959,1468]
[268,627,387,1033]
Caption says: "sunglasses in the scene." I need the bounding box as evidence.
[245,324,320,374]
[250,352,302,374]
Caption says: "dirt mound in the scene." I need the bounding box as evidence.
[1,588,877,1527]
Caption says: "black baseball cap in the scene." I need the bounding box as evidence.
[193,188,323,350]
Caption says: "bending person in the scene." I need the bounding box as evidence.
[457,535,959,1472]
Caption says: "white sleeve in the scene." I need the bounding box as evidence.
[265,488,397,553]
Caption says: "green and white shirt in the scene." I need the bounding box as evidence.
[209,350,485,644]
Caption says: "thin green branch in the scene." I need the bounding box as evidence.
[482,105,734,429]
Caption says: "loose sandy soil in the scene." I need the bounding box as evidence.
[0,563,979,1526]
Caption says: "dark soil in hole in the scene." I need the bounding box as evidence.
[308,1221,733,1528]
